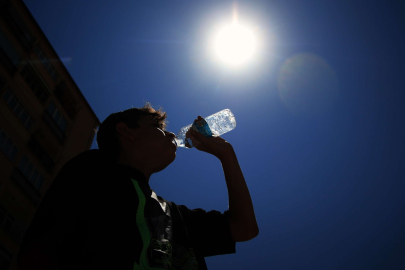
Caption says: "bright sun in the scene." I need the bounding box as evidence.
[214,22,256,67]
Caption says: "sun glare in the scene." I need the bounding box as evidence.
[214,22,256,67]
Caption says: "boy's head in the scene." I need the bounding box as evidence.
[96,102,173,164]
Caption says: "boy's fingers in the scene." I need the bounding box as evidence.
[190,130,209,144]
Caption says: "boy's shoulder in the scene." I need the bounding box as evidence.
[65,149,112,168]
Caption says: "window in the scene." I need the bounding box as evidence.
[18,155,45,192]
[2,214,13,234]
[0,129,18,162]
[20,66,49,104]
[0,30,21,75]
[27,136,55,173]
[3,3,36,51]
[0,30,21,67]
[0,74,6,89]
[54,82,78,119]
[7,5,36,44]
[0,204,24,245]
[46,101,67,132]
[2,88,34,130]
[34,46,58,81]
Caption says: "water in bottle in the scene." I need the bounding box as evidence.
[175,109,236,148]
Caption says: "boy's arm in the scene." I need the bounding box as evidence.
[219,148,259,242]
[186,122,259,242]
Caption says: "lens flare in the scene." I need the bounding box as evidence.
[278,53,339,116]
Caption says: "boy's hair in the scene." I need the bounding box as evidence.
[96,102,167,162]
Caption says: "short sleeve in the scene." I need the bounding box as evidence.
[177,205,236,257]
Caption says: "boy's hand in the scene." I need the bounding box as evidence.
[185,116,234,160]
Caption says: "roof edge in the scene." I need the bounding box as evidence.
[19,0,101,126]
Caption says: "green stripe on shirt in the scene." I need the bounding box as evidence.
[131,178,166,270]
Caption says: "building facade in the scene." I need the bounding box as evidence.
[0,0,100,269]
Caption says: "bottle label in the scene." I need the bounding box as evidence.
[192,119,212,137]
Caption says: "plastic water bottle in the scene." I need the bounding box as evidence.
[175,109,236,148]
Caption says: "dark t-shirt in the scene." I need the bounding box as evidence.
[18,150,235,269]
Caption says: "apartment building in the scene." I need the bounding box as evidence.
[0,0,100,269]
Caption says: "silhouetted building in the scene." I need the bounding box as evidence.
[0,0,100,268]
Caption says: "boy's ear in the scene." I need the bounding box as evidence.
[116,122,136,141]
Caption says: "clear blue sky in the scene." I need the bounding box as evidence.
[24,0,405,269]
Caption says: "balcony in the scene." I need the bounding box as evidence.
[0,2,36,52]
[0,47,17,76]
[55,82,78,120]
[20,65,49,104]
[42,110,65,144]
[11,168,41,206]
[27,136,55,173]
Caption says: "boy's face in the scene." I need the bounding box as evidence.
[127,115,177,172]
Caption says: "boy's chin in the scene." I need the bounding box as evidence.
[155,155,176,173]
